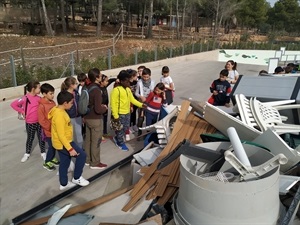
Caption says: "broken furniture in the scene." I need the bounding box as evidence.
[203,103,300,172]
[139,106,179,148]
[250,96,300,135]
[234,94,300,135]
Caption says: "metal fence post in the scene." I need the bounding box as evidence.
[200,41,203,52]
[113,36,116,55]
[108,49,112,70]
[154,46,158,61]
[76,49,79,64]
[121,23,124,40]
[135,48,138,65]
[70,52,75,76]
[10,55,17,87]
[182,44,185,56]
[207,41,210,51]
[192,42,195,54]
[20,47,26,71]
[170,48,173,58]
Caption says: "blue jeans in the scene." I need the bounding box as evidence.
[145,111,159,126]
[45,137,56,163]
[57,142,86,186]
[115,114,130,145]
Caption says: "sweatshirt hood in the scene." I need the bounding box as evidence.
[39,97,55,105]
[48,106,60,120]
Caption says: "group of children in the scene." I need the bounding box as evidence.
[10,65,175,190]
[208,60,239,107]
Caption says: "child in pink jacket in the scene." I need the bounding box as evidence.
[11,81,46,162]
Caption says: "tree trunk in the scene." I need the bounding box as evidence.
[71,2,76,29]
[169,1,172,30]
[96,0,103,37]
[41,0,54,36]
[60,0,67,34]
[181,0,187,36]
[147,0,153,38]
[176,0,180,39]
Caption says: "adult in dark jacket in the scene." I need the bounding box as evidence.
[84,68,108,169]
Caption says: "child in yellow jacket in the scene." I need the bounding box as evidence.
[49,91,89,191]
[110,70,146,151]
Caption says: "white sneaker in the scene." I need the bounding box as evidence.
[129,127,135,134]
[41,153,46,161]
[60,181,76,191]
[21,153,30,162]
[72,176,89,186]
[125,134,130,141]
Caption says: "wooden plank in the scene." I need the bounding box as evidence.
[170,160,180,185]
[145,185,157,200]
[127,101,190,199]
[122,173,159,212]
[21,185,134,225]
[156,186,177,206]
[139,166,149,174]
[153,174,171,197]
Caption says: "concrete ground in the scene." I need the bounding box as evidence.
[0,50,269,225]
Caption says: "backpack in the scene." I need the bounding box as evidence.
[17,96,30,120]
[77,85,99,115]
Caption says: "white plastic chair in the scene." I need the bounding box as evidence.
[233,94,260,130]
[249,97,300,135]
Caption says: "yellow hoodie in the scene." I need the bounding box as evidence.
[48,106,73,151]
[110,86,143,119]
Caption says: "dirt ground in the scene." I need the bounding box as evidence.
[0,23,299,63]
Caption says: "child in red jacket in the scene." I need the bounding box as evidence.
[145,82,167,126]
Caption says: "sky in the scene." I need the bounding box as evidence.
[267,0,278,7]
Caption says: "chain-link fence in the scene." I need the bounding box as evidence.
[1,24,300,89]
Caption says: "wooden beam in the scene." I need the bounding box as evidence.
[21,185,134,225]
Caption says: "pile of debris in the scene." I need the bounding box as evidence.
[122,100,216,212]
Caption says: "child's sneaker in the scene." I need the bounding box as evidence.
[41,153,46,161]
[125,134,130,141]
[129,127,135,134]
[43,162,55,171]
[113,136,121,149]
[50,158,60,166]
[133,125,139,132]
[72,176,90,186]
[120,143,129,151]
[60,181,76,191]
[101,136,107,143]
[21,153,30,163]
[90,163,108,170]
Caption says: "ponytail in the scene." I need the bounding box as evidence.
[61,76,76,91]
[233,62,237,70]
[24,84,28,95]
[24,81,40,95]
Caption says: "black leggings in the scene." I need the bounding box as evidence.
[130,105,138,126]
[25,122,45,154]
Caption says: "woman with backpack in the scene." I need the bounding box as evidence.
[61,77,83,148]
